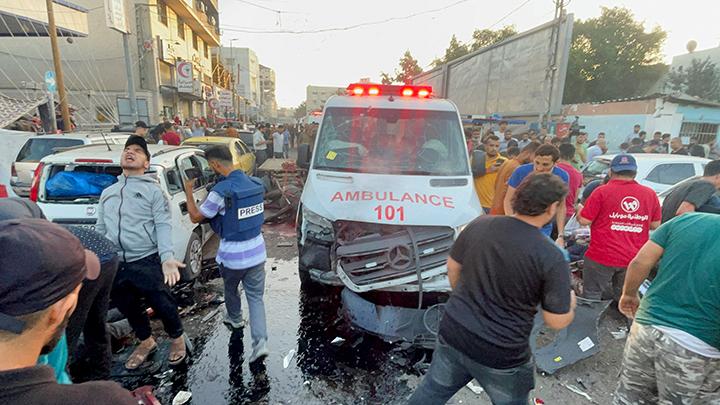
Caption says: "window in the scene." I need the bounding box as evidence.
[204,43,209,59]
[679,122,719,145]
[157,0,168,25]
[192,32,199,51]
[177,19,185,40]
[234,142,247,155]
[645,163,696,185]
[17,139,84,162]
[165,168,182,194]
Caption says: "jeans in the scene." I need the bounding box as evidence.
[66,256,119,380]
[255,150,267,168]
[111,254,184,340]
[220,262,268,345]
[583,256,626,301]
[408,336,535,405]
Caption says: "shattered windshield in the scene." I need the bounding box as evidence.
[313,107,469,176]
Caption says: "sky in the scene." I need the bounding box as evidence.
[218,0,720,108]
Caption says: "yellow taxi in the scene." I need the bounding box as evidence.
[181,136,256,175]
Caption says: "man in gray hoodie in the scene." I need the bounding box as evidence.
[96,136,187,369]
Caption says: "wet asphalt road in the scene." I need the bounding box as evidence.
[110,225,628,404]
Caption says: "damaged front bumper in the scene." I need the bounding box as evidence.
[341,288,444,349]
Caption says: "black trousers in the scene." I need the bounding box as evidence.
[111,254,184,340]
[66,256,119,380]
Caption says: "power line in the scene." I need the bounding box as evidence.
[487,0,534,29]
[227,0,305,14]
[220,0,472,34]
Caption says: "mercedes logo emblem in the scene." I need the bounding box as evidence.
[387,245,413,270]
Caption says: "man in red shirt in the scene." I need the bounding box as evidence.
[556,143,583,222]
[160,123,182,146]
[578,154,661,300]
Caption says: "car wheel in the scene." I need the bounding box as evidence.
[181,231,203,281]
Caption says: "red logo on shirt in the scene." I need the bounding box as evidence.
[621,196,640,213]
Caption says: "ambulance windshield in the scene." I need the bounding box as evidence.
[313,107,469,176]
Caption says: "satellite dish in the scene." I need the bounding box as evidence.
[687,40,698,53]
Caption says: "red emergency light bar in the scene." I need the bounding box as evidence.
[346,83,433,98]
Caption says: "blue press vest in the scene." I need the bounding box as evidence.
[209,170,265,242]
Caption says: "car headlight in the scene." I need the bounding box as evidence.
[302,205,333,230]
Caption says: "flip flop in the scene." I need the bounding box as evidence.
[125,342,158,370]
[168,337,187,366]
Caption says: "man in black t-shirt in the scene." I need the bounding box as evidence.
[661,160,720,223]
[408,174,576,405]
[0,220,136,405]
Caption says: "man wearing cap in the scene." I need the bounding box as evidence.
[134,120,149,138]
[0,219,137,404]
[577,154,661,301]
[96,135,188,369]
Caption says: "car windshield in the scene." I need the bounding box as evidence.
[313,107,468,176]
[583,158,610,177]
[17,138,84,162]
[188,143,221,151]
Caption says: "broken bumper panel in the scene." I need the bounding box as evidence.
[341,288,445,349]
[336,226,455,292]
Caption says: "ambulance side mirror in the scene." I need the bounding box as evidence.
[471,150,487,177]
[297,144,311,169]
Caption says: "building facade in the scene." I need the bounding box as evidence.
[306,85,344,112]
[562,94,720,151]
[259,64,276,119]
[216,47,260,119]
[0,0,221,127]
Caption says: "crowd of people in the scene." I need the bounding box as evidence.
[413,121,720,404]
[0,135,271,404]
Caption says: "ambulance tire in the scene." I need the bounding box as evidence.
[181,231,203,281]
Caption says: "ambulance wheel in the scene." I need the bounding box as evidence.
[181,231,203,281]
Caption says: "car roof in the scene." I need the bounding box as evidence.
[26,132,133,140]
[324,94,459,112]
[594,153,710,163]
[182,136,237,145]
[41,144,201,166]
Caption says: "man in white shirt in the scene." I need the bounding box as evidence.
[625,124,641,144]
[253,125,268,167]
[586,138,608,162]
[272,126,284,159]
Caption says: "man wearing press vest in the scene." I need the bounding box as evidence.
[183,145,269,363]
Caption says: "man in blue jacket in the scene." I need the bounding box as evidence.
[96,136,187,369]
[183,145,269,363]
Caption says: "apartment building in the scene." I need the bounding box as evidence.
[259,64,277,119]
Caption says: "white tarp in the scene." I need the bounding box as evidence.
[413,15,574,117]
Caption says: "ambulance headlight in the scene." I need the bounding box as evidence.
[302,206,333,230]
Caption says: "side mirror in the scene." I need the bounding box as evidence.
[471,150,487,177]
[297,143,311,169]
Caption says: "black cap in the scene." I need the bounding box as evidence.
[0,198,45,221]
[125,135,151,160]
[135,120,149,129]
[0,219,100,334]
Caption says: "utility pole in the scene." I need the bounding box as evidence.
[123,32,139,123]
[544,0,565,131]
[46,0,71,132]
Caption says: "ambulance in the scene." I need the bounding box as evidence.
[295,83,483,347]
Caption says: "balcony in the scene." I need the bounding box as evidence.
[166,0,219,46]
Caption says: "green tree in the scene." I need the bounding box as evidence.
[666,58,720,101]
[563,7,668,104]
[469,25,517,52]
[380,50,424,84]
[294,101,306,119]
[432,35,470,67]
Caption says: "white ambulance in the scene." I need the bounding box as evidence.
[296,83,483,346]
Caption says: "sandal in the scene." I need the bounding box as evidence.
[125,341,158,370]
[168,336,187,366]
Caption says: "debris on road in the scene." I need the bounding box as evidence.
[576,377,588,390]
[283,349,296,369]
[171,390,192,405]
[611,328,628,340]
[465,380,484,395]
[331,336,345,345]
[201,308,220,323]
[562,383,593,402]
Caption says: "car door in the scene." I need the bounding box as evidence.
[188,152,213,242]
[642,163,696,193]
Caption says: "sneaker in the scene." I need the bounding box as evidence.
[249,339,269,363]
[222,311,245,330]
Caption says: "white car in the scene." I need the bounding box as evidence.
[31,144,215,281]
[582,153,709,194]
[11,132,132,197]
[296,83,482,346]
